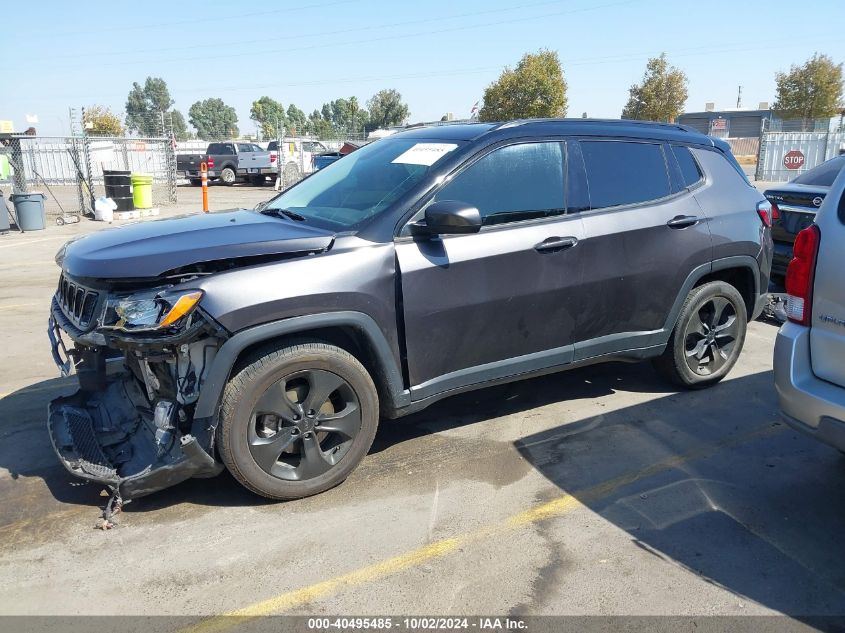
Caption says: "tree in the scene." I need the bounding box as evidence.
[169,110,191,140]
[366,89,409,131]
[286,104,308,135]
[308,109,335,139]
[621,53,688,122]
[478,49,567,122]
[250,96,287,139]
[319,97,368,135]
[83,106,124,136]
[773,53,844,130]
[125,77,183,137]
[189,98,239,140]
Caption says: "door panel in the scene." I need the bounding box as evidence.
[396,216,586,393]
[572,140,713,357]
[574,195,711,352]
[395,140,586,394]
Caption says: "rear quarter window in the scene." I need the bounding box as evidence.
[671,145,703,188]
[793,156,845,187]
[581,140,670,209]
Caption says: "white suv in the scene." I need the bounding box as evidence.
[774,164,845,450]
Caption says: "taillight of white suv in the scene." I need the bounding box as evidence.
[785,224,821,326]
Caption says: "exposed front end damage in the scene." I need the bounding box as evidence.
[47,278,229,505]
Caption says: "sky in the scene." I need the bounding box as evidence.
[2,0,844,137]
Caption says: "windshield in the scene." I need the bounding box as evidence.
[264,138,462,230]
[793,156,845,187]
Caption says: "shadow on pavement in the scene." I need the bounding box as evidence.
[0,360,677,516]
[515,369,845,617]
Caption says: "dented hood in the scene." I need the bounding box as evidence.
[62,209,335,279]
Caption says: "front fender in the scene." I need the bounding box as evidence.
[192,311,409,422]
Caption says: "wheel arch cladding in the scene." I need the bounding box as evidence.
[693,261,758,321]
[193,312,408,422]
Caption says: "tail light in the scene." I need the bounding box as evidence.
[270,153,277,163]
[770,203,780,221]
[757,200,773,227]
[207,157,215,169]
[785,224,821,326]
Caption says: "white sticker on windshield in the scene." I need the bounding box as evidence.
[392,143,458,166]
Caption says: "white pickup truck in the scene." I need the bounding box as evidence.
[266,138,329,189]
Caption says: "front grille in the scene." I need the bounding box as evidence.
[56,274,100,329]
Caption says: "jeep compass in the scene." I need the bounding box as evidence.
[47,119,773,504]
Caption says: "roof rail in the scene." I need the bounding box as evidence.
[479,118,706,135]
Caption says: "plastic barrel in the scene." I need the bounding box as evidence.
[131,174,153,209]
[10,192,47,231]
[103,170,134,212]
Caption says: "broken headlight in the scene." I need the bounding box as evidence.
[101,288,204,333]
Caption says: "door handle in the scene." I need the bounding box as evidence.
[666,215,701,229]
[534,236,578,253]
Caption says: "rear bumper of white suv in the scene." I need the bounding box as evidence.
[774,321,845,451]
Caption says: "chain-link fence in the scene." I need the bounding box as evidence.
[6,134,177,219]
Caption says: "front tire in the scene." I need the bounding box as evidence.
[217,341,379,500]
[652,281,748,389]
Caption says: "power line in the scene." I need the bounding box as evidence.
[24,36,834,106]
[34,0,354,36]
[23,0,573,62]
[40,0,641,71]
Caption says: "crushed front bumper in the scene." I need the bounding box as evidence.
[48,385,221,499]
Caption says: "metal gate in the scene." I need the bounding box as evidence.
[756,131,845,181]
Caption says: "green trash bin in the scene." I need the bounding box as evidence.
[131,174,153,209]
[0,156,10,182]
[10,192,47,231]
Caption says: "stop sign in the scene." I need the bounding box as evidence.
[783,150,805,170]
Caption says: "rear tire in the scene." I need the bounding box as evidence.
[220,166,236,185]
[652,281,748,389]
[190,178,202,187]
[216,340,379,500]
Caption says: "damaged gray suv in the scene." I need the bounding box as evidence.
[48,120,773,504]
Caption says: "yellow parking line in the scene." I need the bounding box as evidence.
[181,422,782,633]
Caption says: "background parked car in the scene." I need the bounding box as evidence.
[176,141,275,186]
[774,165,845,454]
[764,155,845,283]
[312,142,361,170]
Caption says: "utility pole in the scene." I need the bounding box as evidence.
[736,85,743,109]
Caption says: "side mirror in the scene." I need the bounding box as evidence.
[414,200,482,236]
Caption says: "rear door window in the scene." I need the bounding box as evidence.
[580,140,671,209]
[237,143,254,153]
[793,156,845,186]
[208,143,234,155]
[431,142,565,226]
[671,145,703,188]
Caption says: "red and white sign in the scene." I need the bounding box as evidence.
[783,150,805,170]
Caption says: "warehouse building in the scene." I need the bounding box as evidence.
[678,104,771,138]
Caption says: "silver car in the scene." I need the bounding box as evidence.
[774,164,845,450]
